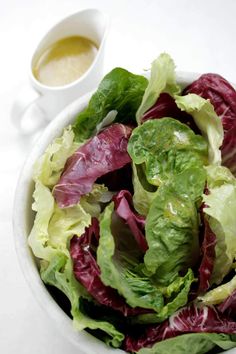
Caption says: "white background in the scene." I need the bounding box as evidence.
[1,0,236,353]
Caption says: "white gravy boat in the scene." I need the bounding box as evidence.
[11,8,109,134]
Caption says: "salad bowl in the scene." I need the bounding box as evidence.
[13,56,236,354]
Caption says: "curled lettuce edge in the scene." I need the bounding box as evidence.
[136,53,180,124]
[175,94,224,165]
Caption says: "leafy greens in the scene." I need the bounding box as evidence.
[28,52,236,354]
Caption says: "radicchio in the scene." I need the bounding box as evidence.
[218,289,236,319]
[197,215,216,293]
[125,304,236,352]
[184,73,236,175]
[53,123,132,208]
[70,218,145,316]
[141,93,199,132]
[113,190,148,252]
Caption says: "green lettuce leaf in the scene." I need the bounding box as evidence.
[33,126,80,187]
[128,118,208,187]
[137,333,236,354]
[40,253,124,347]
[132,268,195,324]
[28,181,91,259]
[203,165,236,285]
[175,94,224,165]
[144,168,206,281]
[73,68,148,141]
[97,202,195,320]
[80,183,113,218]
[199,274,236,305]
[136,53,180,124]
[97,202,164,312]
[132,163,158,216]
[28,181,56,261]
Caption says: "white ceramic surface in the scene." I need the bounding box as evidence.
[11,8,109,134]
[12,71,234,354]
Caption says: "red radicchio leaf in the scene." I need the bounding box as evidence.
[113,190,148,252]
[70,218,146,317]
[197,214,216,294]
[218,289,236,319]
[125,304,236,352]
[183,73,236,175]
[141,93,199,132]
[53,123,132,208]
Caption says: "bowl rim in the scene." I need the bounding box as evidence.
[12,70,207,353]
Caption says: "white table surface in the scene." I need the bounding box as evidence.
[1,0,236,353]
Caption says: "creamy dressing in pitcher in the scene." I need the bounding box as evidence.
[33,36,98,87]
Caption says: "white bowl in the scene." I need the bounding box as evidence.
[13,71,235,354]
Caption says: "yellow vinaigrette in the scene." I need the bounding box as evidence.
[33,36,98,87]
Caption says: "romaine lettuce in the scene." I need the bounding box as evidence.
[97,202,164,312]
[73,68,148,141]
[128,118,208,187]
[131,268,195,324]
[144,168,206,281]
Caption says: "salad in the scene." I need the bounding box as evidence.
[28,53,236,354]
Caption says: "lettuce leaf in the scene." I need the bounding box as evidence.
[136,333,236,354]
[203,165,236,285]
[33,126,80,187]
[136,53,180,124]
[175,94,224,165]
[73,68,148,141]
[97,201,195,321]
[40,253,124,347]
[199,274,236,306]
[28,181,91,260]
[28,181,56,261]
[131,268,195,324]
[128,118,208,187]
[144,168,206,280]
[183,72,236,176]
[80,183,113,218]
[97,202,164,312]
[132,163,158,216]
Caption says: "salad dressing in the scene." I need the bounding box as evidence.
[33,36,98,87]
